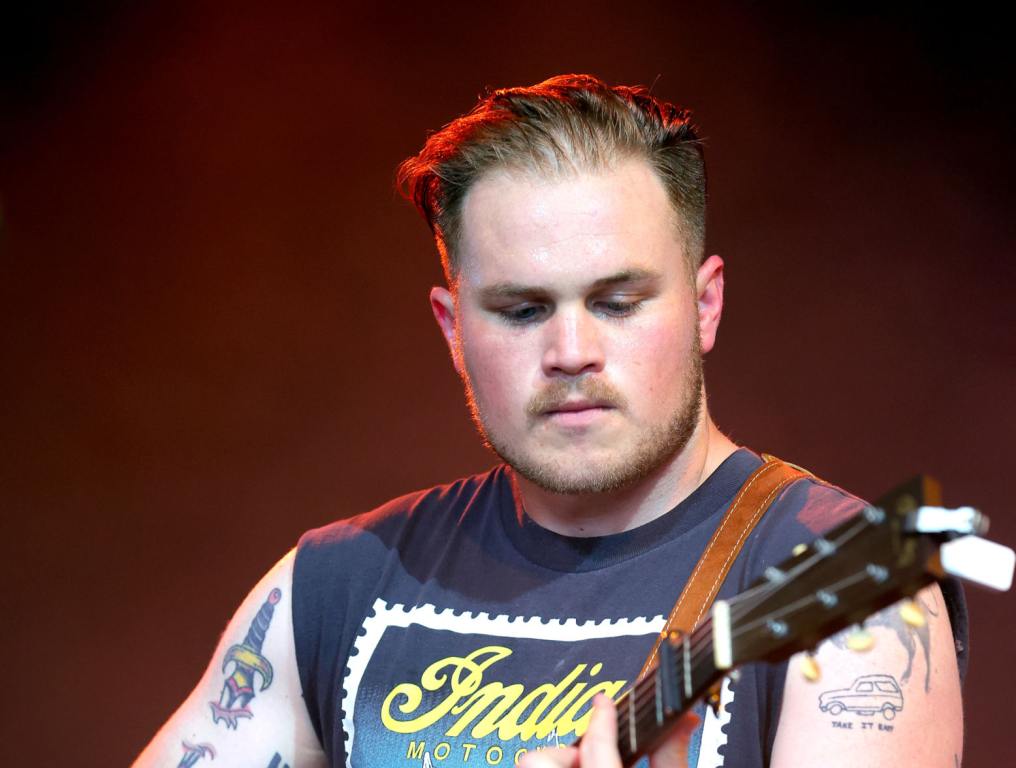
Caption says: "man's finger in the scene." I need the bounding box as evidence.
[517,746,579,768]
[519,694,696,768]
[578,694,622,768]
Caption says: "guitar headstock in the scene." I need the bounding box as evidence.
[605,476,1010,767]
[711,475,993,670]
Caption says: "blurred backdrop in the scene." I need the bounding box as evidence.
[2,2,1013,765]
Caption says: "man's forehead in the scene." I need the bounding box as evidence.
[460,160,675,239]
[455,159,684,286]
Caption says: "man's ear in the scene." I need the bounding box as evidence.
[430,286,462,374]
[695,254,725,355]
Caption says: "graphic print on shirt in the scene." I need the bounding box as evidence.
[342,599,733,768]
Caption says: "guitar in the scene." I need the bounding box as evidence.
[588,475,1015,766]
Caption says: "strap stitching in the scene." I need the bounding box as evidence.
[688,473,799,629]
[638,460,785,679]
[664,460,781,629]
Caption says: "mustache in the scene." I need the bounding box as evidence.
[525,377,628,416]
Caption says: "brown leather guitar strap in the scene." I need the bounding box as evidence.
[636,454,813,681]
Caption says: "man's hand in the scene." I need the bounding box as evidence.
[519,694,700,768]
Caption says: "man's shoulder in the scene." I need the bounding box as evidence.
[742,458,868,573]
[290,465,512,622]
[777,469,869,535]
[727,450,868,536]
[297,464,509,553]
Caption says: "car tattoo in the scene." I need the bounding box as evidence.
[818,674,904,720]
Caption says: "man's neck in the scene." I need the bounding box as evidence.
[511,417,738,537]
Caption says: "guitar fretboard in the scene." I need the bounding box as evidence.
[612,622,719,765]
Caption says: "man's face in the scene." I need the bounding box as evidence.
[432,159,721,495]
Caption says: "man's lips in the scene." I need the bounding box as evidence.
[526,378,627,419]
[544,399,611,412]
[541,401,615,417]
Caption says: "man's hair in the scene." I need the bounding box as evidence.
[396,73,706,281]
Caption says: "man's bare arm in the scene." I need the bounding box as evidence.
[132,550,327,768]
[771,583,962,767]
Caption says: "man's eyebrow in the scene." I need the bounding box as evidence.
[477,269,662,301]
[588,268,662,290]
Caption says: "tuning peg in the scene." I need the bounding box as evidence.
[899,599,926,628]
[799,652,821,682]
[845,625,875,652]
[792,542,808,557]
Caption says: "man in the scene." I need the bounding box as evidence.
[135,75,965,768]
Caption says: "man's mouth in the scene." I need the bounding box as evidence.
[525,379,627,421]
[541,400,615,426]
[543,399,613,415]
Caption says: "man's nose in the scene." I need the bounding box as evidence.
[540,307,605,377]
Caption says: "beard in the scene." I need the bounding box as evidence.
[460,337,705,496]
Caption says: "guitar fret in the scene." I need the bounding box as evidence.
[659,637,677,714]
[628,689,636,752]
[682,634,692,699]
[654,664,663,724]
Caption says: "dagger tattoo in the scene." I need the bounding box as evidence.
[209,587,282,728]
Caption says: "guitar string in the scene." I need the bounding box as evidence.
[616,513,877,733]
[619,577,830,741]
[679,511,873,662]
[624,561,876,730]
[626,551,886,738]
[723,568,879,642]
[622,568,880,737]
[693,513,872,653]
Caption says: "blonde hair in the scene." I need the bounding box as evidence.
[397,73,706,279]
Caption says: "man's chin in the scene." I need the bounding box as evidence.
[492,416,699,496]
[502,449,652,496]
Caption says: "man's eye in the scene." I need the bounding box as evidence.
[499,304,546,324]
[595,299,643,317]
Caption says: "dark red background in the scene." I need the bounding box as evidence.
[2,3,1013,765]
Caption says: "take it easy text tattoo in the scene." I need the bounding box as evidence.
[210,587,283,728]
